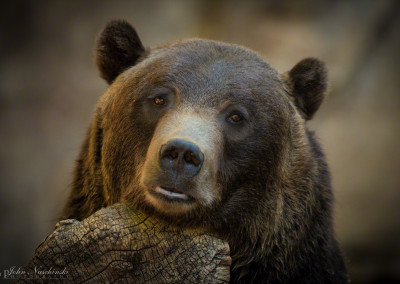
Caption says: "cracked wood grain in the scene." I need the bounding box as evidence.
[15,203,231,283]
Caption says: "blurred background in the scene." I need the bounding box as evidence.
[0,0,399,282]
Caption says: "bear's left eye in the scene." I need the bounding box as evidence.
[153,96,166,106]
[228,113,243,123]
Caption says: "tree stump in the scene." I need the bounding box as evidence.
[14,203,231,283]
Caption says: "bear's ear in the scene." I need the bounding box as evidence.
[96,20,146,84]
[283,58,328,120]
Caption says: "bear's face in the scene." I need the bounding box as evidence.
[67,20,327,226]
[100,38,294,218]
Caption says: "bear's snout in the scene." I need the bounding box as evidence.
[159,139,204,178]
[140,112,221,212]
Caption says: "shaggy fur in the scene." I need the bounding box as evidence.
[62,20,348,283]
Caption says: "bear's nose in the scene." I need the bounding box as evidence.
[159,139,204,178]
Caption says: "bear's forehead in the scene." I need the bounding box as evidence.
[150,39,278,80]
[121,39,284,106]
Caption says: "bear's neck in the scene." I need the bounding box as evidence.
[226,130,343,282]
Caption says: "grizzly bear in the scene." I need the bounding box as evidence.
[61,20,348,283]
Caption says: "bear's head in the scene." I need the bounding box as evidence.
[63,18,329,250]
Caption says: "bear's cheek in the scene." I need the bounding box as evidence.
[139,111,223,214]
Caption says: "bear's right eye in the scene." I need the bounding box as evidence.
[153,96,166,106]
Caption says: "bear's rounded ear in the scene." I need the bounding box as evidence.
[96,20,145,84]
[283,58,327,120]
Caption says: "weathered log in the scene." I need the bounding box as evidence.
[15,203,231,283]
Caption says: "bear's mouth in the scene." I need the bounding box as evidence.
[150,186,193,202]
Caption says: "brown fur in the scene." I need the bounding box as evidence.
[62,20,348,283]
